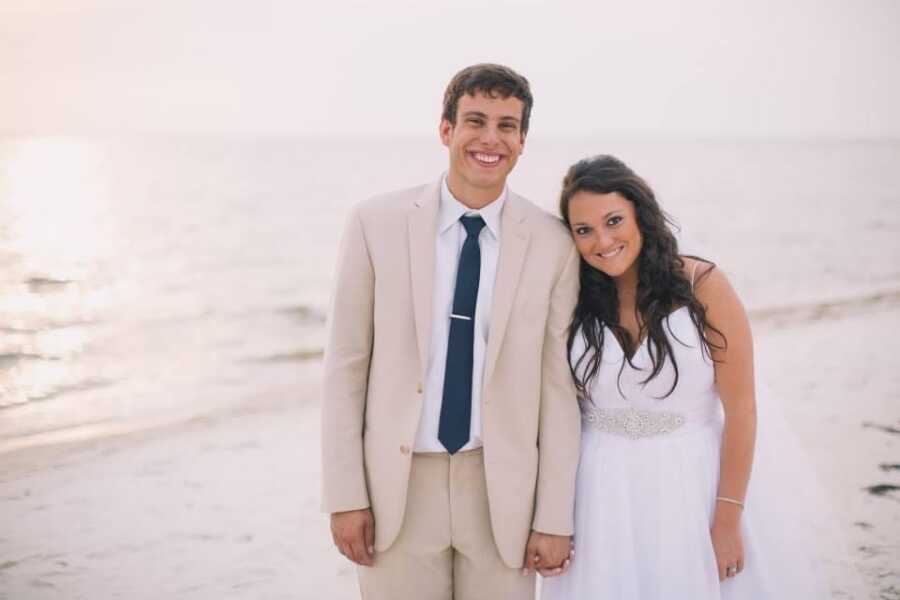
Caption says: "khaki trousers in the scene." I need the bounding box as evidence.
[358,448,535,600]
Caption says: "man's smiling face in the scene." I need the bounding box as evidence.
[440,91,525,204]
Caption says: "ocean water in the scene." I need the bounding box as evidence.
[1,136,899,446]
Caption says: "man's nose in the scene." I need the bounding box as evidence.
[479,124,500,145]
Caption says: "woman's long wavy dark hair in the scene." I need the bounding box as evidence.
[559,155,725,401]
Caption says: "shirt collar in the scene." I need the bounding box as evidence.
[438,175,506,240]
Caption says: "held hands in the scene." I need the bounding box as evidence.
[710,505,744,581]
[331,511,578,576]
[331,508,375,567]
[521,531,575,577]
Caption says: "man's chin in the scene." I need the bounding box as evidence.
[469,170,510,189]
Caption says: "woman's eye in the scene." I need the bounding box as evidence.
[607,216,623,226]
[574,226,590,235]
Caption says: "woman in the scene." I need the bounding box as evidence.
[541,155,826,598]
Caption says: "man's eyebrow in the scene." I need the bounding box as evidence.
[459,111,521,124]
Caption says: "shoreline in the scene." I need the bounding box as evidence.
[0,361,323,463]
[2,285,898,460]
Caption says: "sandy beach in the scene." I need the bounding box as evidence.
[1,295,898,599]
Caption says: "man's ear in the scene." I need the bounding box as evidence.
[439,119,453,147]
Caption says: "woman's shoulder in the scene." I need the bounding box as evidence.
[680,256,718,290]
[680,256,745,318]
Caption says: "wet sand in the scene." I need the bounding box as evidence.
[1,299,897,599]
[752,296,900,599]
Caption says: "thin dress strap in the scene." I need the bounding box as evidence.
[689,260,700,291]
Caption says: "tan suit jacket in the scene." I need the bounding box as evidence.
[321,179,581,568]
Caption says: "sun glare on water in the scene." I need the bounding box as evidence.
[0,137,119,410]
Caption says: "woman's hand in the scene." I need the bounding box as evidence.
[710,507,744,581]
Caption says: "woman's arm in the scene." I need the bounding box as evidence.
[694,262,757,580]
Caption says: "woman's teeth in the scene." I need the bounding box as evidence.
[599,246,624,258]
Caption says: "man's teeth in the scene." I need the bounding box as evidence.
[473,152,500,164]
[600,246,624,258]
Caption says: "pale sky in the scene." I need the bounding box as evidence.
[2,0,899,138]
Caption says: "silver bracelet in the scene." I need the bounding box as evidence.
[716,495,745,508]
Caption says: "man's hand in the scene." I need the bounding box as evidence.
[521,531,573,577]
[330,508,375,567]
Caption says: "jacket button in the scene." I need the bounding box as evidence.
[400,445,410,455]
[416,382,423,394]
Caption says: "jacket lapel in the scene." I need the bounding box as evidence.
[408,182,440,376]
[483,193,530,391]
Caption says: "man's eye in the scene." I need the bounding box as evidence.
[467,118,484,126]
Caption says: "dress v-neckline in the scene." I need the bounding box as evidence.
[606,305,689,360]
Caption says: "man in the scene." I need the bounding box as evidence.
[321,63,581,600]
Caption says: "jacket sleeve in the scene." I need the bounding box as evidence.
[532,243,581,534]
[320,204,375,513]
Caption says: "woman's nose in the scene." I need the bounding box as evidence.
[594,230,613,250]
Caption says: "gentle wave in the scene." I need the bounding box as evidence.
[239,291,900,365]
[0,318,98,333]
[0,326,42,334]
[275,305,326,323]
[24,277,74,293]
[748,288,900,325]
[0,377,115,409]
[0,352,62,367]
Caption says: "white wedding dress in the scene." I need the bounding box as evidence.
[541,307,830,599]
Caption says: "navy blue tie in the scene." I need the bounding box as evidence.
[438,215,486,454]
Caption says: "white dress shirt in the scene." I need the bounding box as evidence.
[412,177,506,452]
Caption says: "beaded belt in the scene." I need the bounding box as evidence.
[582,405,686,439]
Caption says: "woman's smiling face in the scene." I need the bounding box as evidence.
[567,190,643,279]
